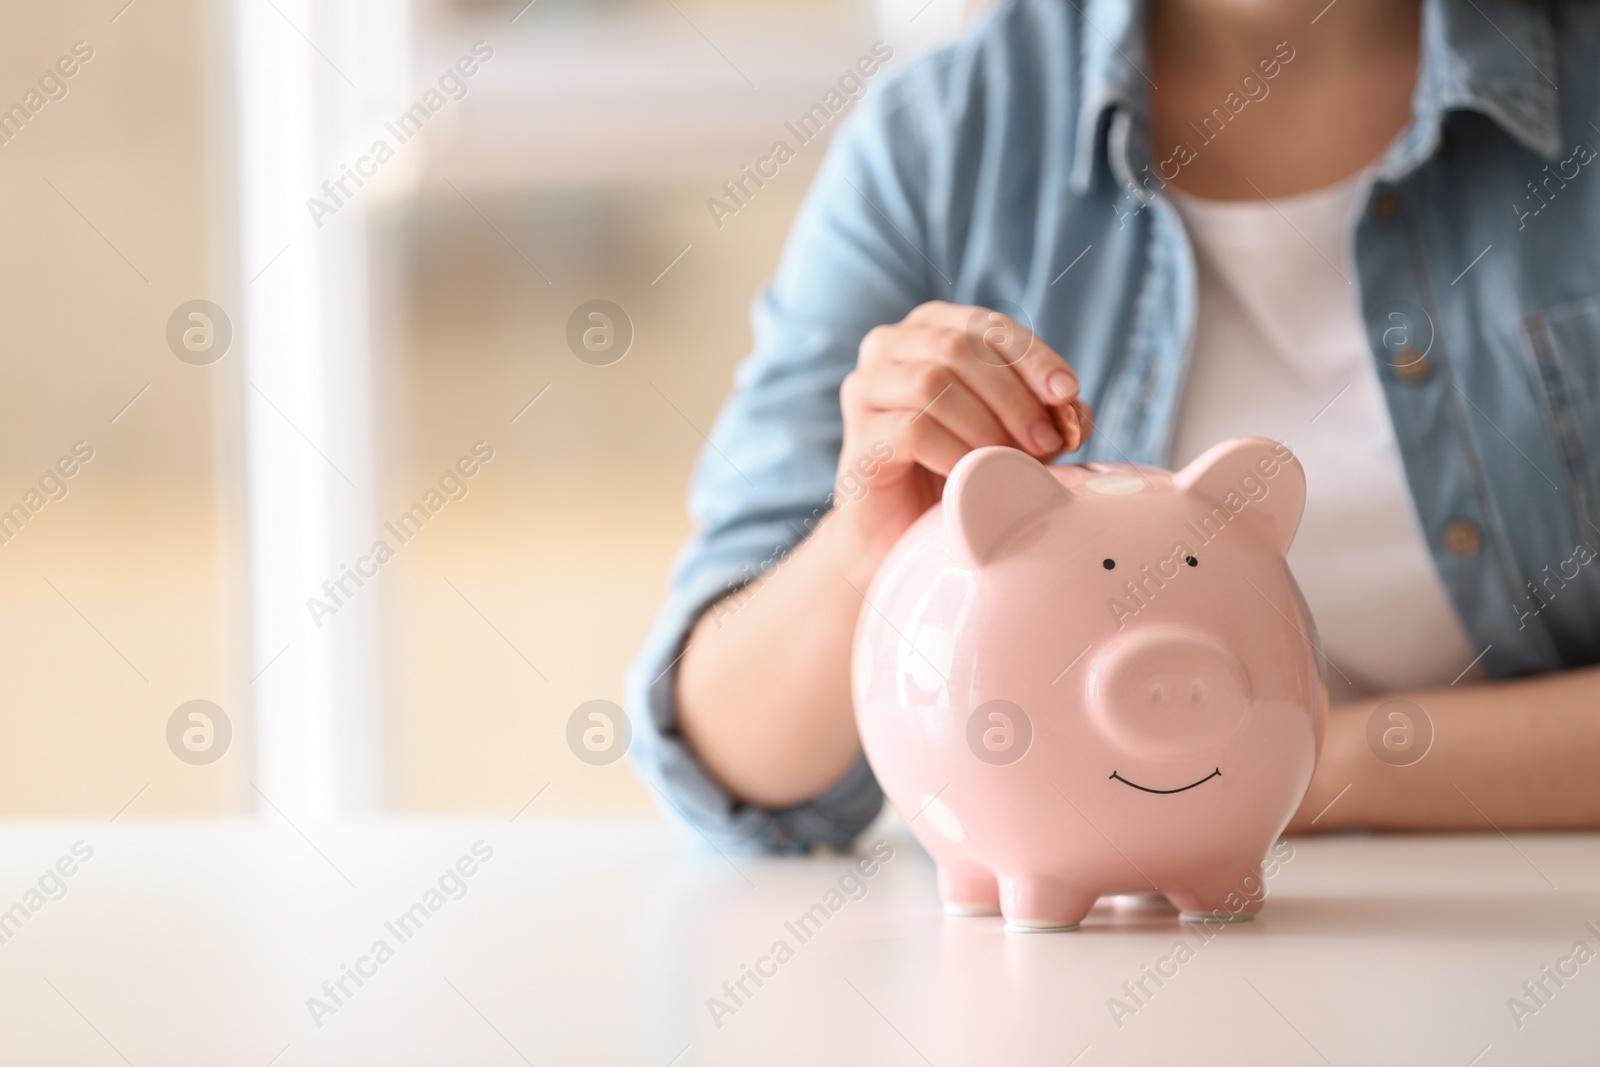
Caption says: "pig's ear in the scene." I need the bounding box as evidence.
[944,446,1069,567]
[1174,436,1305,553]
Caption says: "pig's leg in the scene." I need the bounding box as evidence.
[1165,866,1266,924]
[938,861,1000,916]
[998,874,1098,932]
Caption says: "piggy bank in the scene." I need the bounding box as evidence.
[851,437,1326,930]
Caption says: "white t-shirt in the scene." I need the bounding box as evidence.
[1165,176,1483,699]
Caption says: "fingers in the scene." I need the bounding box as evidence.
[844,302,1095,495]
[906,300,1083,408]
[856,350,1032,450]
[842,365,1005,474]
[900,415,970,477]
[963,310,1082,413]
[872,323,1065,456]
[876,331,1062,454]
[849,408,973,479]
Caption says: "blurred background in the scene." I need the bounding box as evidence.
[0,0,985,820]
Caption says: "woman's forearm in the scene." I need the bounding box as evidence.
[1291,663,1600,833]
[675,511,884,809]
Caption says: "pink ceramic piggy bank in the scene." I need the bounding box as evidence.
[851,437,1326,930]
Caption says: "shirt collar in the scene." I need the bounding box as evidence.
[1381,0,1563,177]
[1067,0,1564,198]
[1067,0,1150,195]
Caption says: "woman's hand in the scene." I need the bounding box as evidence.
[677,302,1094,807]
[833,301,1093,576]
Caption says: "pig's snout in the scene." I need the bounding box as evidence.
[1085,627,1251,760]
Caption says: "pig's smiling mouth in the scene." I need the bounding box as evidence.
[1109,768,1221,794]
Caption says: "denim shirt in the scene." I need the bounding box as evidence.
[625,0,1600,853]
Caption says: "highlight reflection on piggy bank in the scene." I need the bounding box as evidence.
[851,437,1326,930]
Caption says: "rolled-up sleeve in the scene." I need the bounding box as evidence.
[624,63,944,854]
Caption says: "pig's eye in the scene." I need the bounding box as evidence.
[1185,555,1199,567]
[1102,558,1116,570]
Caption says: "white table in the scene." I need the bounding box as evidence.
[0,819,1595,1065]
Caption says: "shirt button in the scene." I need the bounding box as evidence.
[1376,190,1401,221]
[1444,520,1482,557]
[1393,348,1432,382]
